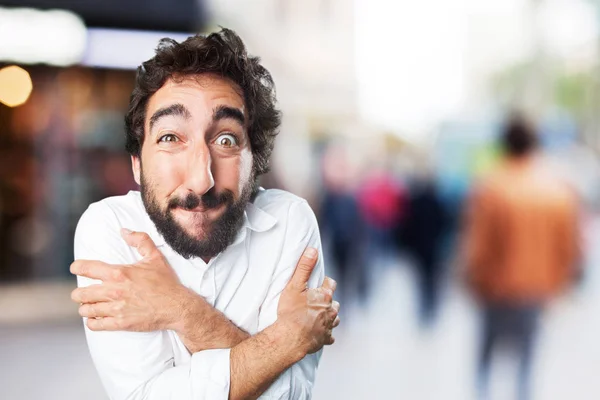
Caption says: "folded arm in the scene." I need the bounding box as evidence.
[72,201,338,400]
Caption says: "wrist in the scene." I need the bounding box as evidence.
[270,320,307,364]
[170,287,204,333]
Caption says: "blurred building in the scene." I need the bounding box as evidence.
[0,1,210,281]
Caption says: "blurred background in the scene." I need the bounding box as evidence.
[2,0,600,399]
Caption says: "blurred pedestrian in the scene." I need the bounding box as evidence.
[319,144,365,307]
[357,167,406,262]
[398,177,447,327]
[463,114,580,400]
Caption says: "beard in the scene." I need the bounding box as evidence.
[140,170,254,260]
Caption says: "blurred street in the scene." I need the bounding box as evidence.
[2,214,600,400]
[2,1,600,399]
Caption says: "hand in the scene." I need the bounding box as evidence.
[70,229,192,332]
[277,248,340,355]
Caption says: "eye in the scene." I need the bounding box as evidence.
[158,134,179,143]
[215,133,238,148]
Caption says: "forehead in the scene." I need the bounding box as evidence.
[146,73,245,119]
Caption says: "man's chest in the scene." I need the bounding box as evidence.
[160,233,285,334]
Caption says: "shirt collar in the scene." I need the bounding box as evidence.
[242,201,277,233]
[140,193,277,249]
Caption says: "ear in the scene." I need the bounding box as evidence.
[131,155,141,185]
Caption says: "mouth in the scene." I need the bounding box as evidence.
[172,203,225,214]
[177,206,209,213]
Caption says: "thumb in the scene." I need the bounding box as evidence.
[121,228,159,259]
[286,247,318,292]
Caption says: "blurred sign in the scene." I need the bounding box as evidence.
[0,7,87,66]
[83,28,192,70]
[0,6,197,68]
[0,0,205,31]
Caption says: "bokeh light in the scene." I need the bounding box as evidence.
[0,65,33,107]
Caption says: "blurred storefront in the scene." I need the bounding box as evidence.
[0,1,208,281]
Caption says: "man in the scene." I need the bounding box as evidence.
[463,114,580,400]
[69,28,340,400]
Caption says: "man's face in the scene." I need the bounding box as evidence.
[132,73,255,260]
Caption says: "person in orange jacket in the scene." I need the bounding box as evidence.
[463,114,581,400]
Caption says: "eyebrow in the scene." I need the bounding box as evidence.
[213,105,246,127]
[149,103,191,131]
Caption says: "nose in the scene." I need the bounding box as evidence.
[183,145,215,196]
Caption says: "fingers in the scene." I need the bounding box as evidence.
[332,315,340,328]
[306,288,340,307]
[325,312,340,345]
[319,313,339,350]
[321,276,337,293]
[70,260,123,282]
[325,329,335,345]
[307,288,332,305]
[78,302,114,318]
[327,301,340,331]
[121,229,159,259]
[86,317,120,331]
[330,301,340,327]
[332,300,340,313]
[286,247,319,291]
[71,284,122,304]
[312,277,336,304]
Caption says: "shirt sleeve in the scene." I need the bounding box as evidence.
[74,202,231,400]
[255,200,326,399]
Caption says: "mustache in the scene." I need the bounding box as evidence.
[168,188,234,211]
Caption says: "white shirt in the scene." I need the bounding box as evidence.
[74,189,324,400]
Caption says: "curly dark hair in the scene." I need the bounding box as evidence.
[124,28,282,176]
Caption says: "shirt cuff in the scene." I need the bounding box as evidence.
[190,348,231,400]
